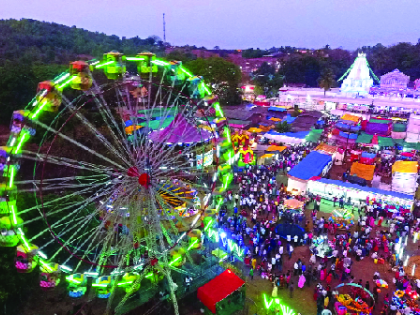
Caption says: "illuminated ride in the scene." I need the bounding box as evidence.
[329,208,355,230]
[334,283,374,314]
[0,52,233,314]
[231,130,255,166]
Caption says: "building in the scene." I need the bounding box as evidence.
[380,69,410,90]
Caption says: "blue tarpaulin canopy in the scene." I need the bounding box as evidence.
[361,152,376,159]
[268,106,286,112]
[282,115,297,124]
[314,178,414,200]
[266,130,310,139]
[288,151,332,180]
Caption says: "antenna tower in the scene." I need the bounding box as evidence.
[163,13,166,42]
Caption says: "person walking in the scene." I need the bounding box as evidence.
[289,281,294,298]
[249,268,254,280]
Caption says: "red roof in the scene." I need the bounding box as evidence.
[197,270,245,313]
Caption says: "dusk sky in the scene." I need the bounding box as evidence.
[2,0,420,50]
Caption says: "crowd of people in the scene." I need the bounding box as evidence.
[208,143,420,315]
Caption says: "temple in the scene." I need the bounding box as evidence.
[340,53,375,95]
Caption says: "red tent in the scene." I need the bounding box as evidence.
[197,270,245,313]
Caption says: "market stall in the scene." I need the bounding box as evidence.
[307,178,414,210]
[263,130,309,145]
[392,161,418,195]
[287,151,333,193]
[197,269,245,314]
[350,162,375,181]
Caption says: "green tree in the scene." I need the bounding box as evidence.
[252,62,284,98]
[185,57,242,105]
[318,67,336,96]
[275,121,291,133]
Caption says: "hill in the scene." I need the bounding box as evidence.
[0,19,166,124]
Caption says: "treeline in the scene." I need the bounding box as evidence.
[250,42,420,96]
[0,18,168,124]
[0,18,166,64]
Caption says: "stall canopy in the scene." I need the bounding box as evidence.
[311,178,414,201]
[356,133,373,144]
[248,127,263,133]
[359,152,376,165]
[315,143,338,155]
[282,115,297,124]
[288,151,332,180]
[268,106,286,112]
[392,161,418,174]
[197,270,245,314]
[378,137,395,147]
[266,145,287,152]
[264,130,310,144]
[350,162,375,181]
[305,129,323,143]
[341,113,361,124]
[365,120,392,136]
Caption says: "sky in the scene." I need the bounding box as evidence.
[1,0,420,50]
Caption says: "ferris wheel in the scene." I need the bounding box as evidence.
[0,51,235,314]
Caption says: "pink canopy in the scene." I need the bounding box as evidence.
[149,114,212,144]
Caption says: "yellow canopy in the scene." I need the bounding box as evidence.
[248,127,263,133]
[392,161,418,174]
[341,114,360,123]
[350,162,375,181]
[266,145,287,152]
[260,153,274,159]
[269,117,283,122]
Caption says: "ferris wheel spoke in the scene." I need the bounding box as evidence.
[17,181,114,215]
[61,95,132,167]
[22,181,117,225]
[28,216,86,243]
[30,119,126,171]
[20,150,116,174]
[49,210,99,261]
[86,83,135,165]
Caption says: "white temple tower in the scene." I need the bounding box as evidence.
[340,53,374,95]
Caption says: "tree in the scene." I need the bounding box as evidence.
[185,57,242,105]
[252,62,284,98]
[318,67,336,96]
[275,121,291,133]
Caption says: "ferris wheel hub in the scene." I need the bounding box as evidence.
[127,167,150,188]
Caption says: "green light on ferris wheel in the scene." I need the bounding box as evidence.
[11,204,18,225]
[117,281,133,286]
[95,61,115,69]
[126,57,145,61]
[8,166,14,188]
[14,133,27,154]
[32,100,48,119]
[58,76,76,89]
[187,239,199,251]
[179,66,193,78]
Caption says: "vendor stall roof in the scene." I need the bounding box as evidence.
[197,269,245,314]
[266,145,287,152]
[378,137,394,147]
[341,113,360,123]
[268,106,286,112]
[392,161,418,174]
[350,162,375,181]
[288,151,332,180]
[315,143,338,155]
[312,178,414,201]
[265,130,310,139]
[356,133,373,144]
